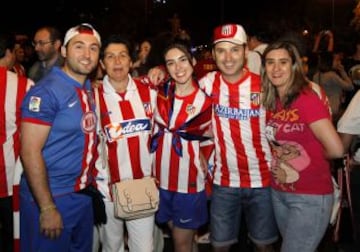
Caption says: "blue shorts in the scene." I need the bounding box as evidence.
[20,192,93,252]
[210,185,278,247]
[156,189,208,229]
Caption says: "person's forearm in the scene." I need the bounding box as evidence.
[339,132,354,153]
[22,152,55,209]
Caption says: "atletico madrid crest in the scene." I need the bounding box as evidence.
[143,102,152,117]
[250,92,260,106]
[186,104,196,115]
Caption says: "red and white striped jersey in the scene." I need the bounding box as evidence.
[13,159,23,252]
[152,81,213,193]
[0,67,31,197]
[96,75,157,187]
[12,63,26,77]
[0,67,33,252]
[199,70,272,188]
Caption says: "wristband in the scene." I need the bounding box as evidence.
[40,204,56,213]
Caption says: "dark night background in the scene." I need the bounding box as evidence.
[3,0,359,49]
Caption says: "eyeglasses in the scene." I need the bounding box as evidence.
[32,40,54,47]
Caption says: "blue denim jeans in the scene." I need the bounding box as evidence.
[271,189,333,252]
[210,185,279,247]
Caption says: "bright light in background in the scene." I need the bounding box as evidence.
[154,0,167,3]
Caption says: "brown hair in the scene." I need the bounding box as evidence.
[261,40,309,110]
[162,39,194,65]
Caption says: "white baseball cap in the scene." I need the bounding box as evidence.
[63,23,101,46]
[213,24,247,45]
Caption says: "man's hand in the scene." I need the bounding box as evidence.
[39,208,63,239]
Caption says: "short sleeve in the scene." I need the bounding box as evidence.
[298,90,330,124]
[21,85,57,125]
[338,90,360,135]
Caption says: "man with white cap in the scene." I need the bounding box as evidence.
[198,23,278,252]
[19,23,101,252]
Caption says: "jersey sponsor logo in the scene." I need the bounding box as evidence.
[29,96,41,112]
[81,111,97,133]
[214,104,260,120]
[104,118,151,142]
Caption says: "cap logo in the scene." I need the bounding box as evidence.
[221,25,236,37]
[77,26,95,36]
[63,23,101,46]
[213,23,247,45]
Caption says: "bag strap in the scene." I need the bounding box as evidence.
[94,87,110,172]
[333,154,357,242]
[343,154,357,240]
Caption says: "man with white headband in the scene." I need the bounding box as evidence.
[19,23,101,252]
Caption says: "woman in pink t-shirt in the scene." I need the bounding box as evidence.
[261,41,344,252]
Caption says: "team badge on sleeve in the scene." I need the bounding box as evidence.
[29,96,41,112]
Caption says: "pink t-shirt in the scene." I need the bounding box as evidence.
[266,88,333,194]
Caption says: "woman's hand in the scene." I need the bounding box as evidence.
[147,67,166,86]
